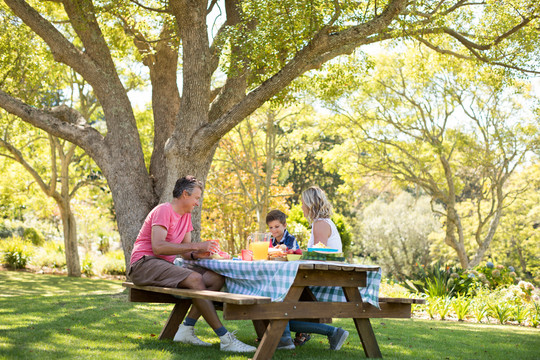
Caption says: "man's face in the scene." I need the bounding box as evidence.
[182,187,202,213]
[268,220,286,239]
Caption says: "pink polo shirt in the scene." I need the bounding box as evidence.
[130,202,193,264]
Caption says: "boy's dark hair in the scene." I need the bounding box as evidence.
[266,209,287,225]
[173,176,203,198]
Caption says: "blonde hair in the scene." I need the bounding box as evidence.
[301,186,333,223]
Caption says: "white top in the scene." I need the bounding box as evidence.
[307,218,342,252]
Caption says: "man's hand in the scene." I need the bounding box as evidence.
[197,240,219,254]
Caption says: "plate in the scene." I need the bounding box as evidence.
[307,247,339,253]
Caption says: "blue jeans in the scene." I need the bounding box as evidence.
[280,320,335,343]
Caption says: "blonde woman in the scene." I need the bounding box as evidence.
[301,186,343,252]
[275,186,348,351]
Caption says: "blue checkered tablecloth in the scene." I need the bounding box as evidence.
[175,259,381,307]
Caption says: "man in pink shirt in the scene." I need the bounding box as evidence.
[128,176,255,353]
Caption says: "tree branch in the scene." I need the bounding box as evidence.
[4,0,103,86]
[0,137,54,197]
[129,0,170,13]
[194,0,408,150]
[0,89,106,160]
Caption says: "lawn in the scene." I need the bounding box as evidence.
[1,270,538,360]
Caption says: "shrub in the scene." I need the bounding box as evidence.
[435,296,452,320]
[452,295,471,321]
[528,303,540,327]
[470,300,488,323]
[425,297,438,319]
[101,250,125,275]
[31,241,66,269]
[402,262,455,297]
[97,236,110,254]
[1,237,33,269]
[489,301,512,324]
[23,227,45,246]
[0,223,13,238]
[512,304,527,325]
[82,253,94,277]
[475,263,516,289]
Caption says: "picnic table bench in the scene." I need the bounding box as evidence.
[123,260,424,359]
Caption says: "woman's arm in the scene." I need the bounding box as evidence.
[312,220,331,247]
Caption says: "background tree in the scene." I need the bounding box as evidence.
[357,192,442,280]
[489,162,540,282]
[202,106,292,254]
[1,0,538,264]
[321,49,539,268]
[0,9,107,276]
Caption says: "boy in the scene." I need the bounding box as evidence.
[265,210,309,349]
[265,208,348,351]
[265,209,299,250]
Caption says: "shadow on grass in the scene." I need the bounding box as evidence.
[1,270,538,360]
[0,270,123,297]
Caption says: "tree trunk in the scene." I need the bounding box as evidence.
[469,184,505,267]
[58,202,80,277]
[445,206,469,268]
[162,144,218,242]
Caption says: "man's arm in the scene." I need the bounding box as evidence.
[179,231,215,260]
[151,225,216,256]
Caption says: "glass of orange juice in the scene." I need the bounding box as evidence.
[249,232,270,261]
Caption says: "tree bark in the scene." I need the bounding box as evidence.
[58,201,80,277]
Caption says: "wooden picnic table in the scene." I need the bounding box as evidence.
[124,260,423,359]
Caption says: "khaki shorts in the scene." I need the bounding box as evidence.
[128,255,206,288]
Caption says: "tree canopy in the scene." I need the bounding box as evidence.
[0,0,539,266]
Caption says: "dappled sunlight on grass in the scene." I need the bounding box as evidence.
[1,270,539,360]
[0,270,123,297]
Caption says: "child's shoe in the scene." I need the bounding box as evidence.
[328,327,349,350]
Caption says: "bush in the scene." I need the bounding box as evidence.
[31,241,66,269]
[101,250,126,275]
[0,223,13,238]
[82,253,94,276]
[1,237,33,269]
[403,262,519,298]
[98,236,110,254]
[23,227,45,246]
[402,262,456,297]
[475,262,516,289]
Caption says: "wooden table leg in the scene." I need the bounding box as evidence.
[252,285,305,359]
[343,287,382,358]
[159,300,192,340]
[253,319,288,360]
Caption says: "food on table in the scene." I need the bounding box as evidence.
[268,247,287,261]
[313,242,328,248]
[210,250,231,260]
[286,254,302,261]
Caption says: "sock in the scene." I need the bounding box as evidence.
[214,326,227,337]
[183,317,197,327]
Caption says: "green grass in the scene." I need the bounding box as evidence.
[1,271,539,360]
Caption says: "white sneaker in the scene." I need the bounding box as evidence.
[173,324,212,346]
[219,331,257,352]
